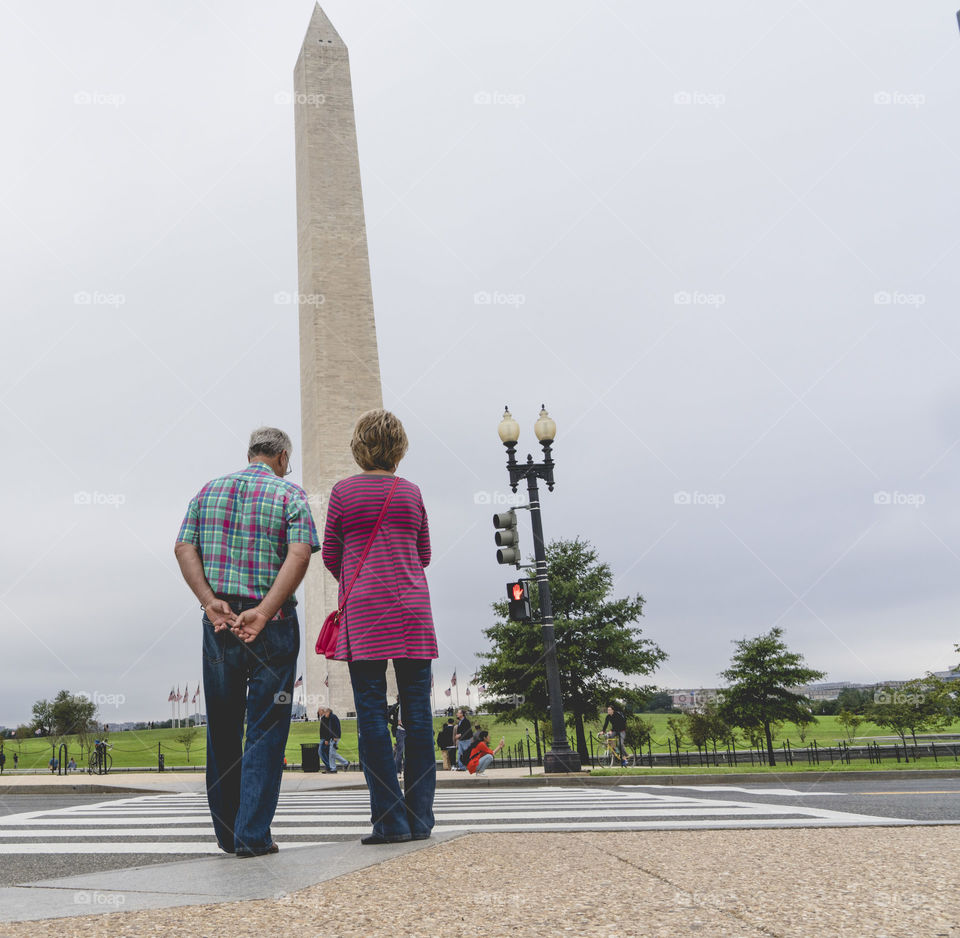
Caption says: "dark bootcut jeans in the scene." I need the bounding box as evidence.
[202,611,299,855]
[349,659,435,841]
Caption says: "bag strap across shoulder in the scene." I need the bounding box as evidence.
[337,476,400,612]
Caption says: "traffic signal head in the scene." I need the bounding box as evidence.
[493,510,521,565]
[507,580,532,621]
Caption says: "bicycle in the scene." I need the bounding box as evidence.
[88,745,113,774]
[596,732,632,768]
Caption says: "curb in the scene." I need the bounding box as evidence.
[3,767,959,796]
[0,784,159,795]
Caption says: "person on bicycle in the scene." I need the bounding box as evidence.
[602,705,629,767]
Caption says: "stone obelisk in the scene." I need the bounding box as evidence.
[294,5,391,716]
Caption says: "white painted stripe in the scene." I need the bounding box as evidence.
[0,842,329,855]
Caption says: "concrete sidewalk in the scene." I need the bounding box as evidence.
[0,827,957,937]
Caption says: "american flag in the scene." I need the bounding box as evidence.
[324,674,329,688]
[192,686,199,704]
[167,687,175,702]
[444,687,452,697]
[294,675,303,688]
[479,684,487,693]
[175,686,181,703]
[450,671,457,687]
[465,687,471,696]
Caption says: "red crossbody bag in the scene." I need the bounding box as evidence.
[315,476,400,660]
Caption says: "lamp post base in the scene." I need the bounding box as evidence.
[543,750,582,774]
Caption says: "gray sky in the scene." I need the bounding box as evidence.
[2,1,959,726]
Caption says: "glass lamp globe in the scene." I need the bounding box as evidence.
[534,405,556,443]
[498,406,520,444]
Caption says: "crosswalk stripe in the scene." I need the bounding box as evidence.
[0,786,903,855]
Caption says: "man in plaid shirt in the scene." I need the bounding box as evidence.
[175,427,319,858]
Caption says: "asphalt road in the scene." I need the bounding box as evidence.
[1,777,958,889]
[632,776,960,822]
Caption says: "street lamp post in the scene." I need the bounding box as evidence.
[498,405,582,774]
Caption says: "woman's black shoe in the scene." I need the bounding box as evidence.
[360,833,412,845]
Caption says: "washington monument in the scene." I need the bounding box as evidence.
[294,5,393,715]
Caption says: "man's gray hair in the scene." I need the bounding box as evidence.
[247,427,292,462]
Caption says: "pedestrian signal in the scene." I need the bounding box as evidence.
[506,580,532,622]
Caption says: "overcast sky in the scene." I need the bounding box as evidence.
[2,1,959,726]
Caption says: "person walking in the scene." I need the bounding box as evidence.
[0,751,5,774]
[436,718,456,770]
[175,427,319,858]
[453,710,472,771]
[12,753,18,771]
[319,707,349,773]
[321,409,437,845]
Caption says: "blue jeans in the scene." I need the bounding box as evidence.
[475,753,494,774]
[349,659,435,840]
[202,612,299,855]
[457,738,471,769]
[323,738,349,772]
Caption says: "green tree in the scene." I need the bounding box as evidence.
[718,627,825,766]
[478,538,666,762]
[868,677,951,747]
[13,725,31,755]
[174,727,200,763]
[793,707,817,744]
[642,691,677,713]
[31,699,54,737]
[685,701,731,755]
[50,691,98,758]
[625,715,654,751]
[836,710,864,742]
[836,687,872,713]
[666,715,686,754]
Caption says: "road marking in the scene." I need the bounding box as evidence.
[0,787,910,855]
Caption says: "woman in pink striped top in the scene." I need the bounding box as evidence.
[322,409,438,844]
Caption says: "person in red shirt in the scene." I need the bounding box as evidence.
[467,731,505,776]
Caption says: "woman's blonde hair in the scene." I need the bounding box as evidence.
[350,409,409,471]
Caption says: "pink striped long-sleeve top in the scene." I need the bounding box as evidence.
[321,474,438,661]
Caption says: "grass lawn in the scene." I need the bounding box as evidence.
[5,712,958,772]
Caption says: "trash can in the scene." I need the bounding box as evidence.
[300,743,321,773]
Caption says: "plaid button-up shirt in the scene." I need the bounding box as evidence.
[176,462,320,603]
